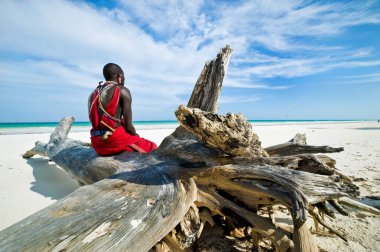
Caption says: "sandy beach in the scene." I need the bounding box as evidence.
[0,121,379,251]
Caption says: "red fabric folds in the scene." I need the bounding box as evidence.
[91,126,157,156]
[89,84,157,156]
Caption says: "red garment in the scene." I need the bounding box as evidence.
[89,84,157,156]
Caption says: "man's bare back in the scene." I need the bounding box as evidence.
[87,63,157,155]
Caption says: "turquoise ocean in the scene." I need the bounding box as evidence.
[0,120,370,135]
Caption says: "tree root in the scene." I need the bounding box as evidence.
[309,207,348,243]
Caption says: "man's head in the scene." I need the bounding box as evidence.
[103,63,125,85]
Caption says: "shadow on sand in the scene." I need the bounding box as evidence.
[26,157,80,200]
[359,197,380,210]
[354,127,380,130]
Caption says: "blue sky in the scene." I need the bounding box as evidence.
[0,0,379,122]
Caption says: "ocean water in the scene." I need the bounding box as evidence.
[0,121,179,135]
[0,119,368,135]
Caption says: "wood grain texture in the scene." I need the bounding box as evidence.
[265,133,344,156]
[0,166,197,252]
[187,45,233,113]
[175,105,268,158]
[1,46,367,252]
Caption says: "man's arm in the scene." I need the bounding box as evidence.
[119,86,138,135]
[87,94,93,116]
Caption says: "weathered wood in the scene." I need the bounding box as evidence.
[22,141,48,158]
[0,167,197,252]
[328,199,349,216]
[175,105,268,158]
[292,222,319,252]
[338,197,380,215]
[308,207,347,242]
[196,188,294,252]
[0,46,370,252]
[160,46,233,146]
[290,133,307,145]
[335,170,354,183]
[22,140,91,159]
[315,154,336,168]
[315,202,335,218]
[187,163,348,207]
[271,154,335,175]
[160,233,192,252]
[187,45,233,113]
[24,117,146,185]
[265,133,344,156]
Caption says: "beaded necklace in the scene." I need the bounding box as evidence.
[89,81,119,123]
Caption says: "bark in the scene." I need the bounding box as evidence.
[265,133,344,156]
[271,154,335,175]
[22,141,48,158]
[338,197,380,215]
[175,105,268,158]
[187,45,233,113]
[0,46,368,252]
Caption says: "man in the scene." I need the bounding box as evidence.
[88,63,157,156]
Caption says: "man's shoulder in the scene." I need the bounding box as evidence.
[119,86,131,96]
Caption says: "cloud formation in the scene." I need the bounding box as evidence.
[0,0,379,121]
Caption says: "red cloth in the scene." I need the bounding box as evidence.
[89,84,120,130]
[89,84,157,156]
[90,126,157,156]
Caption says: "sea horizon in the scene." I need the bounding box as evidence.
[0,119,375,135]
[0,119,378,128]
[0,119,374,127]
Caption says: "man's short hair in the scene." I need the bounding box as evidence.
[103,63,123,81]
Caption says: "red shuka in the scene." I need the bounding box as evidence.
[89,84,157,156]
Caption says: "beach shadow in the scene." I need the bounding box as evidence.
[359,197,380,210]
[354,127,380,130]
[25,157,80,200]
[274,216,293,226]
[109,163,175,186]
[109,157,209,186]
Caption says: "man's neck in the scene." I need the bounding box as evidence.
[104,80,118,85]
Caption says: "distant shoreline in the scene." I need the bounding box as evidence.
[0,120,376,135]
[0,119,373,127]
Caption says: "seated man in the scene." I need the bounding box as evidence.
[88,63,157,156]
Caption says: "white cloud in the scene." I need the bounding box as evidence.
[0,0,208,115]
[118,0,204,36]
[116,0,380,81]
[335,72,380,84]
[340,73,380,79]
[0,0,379,121]
[224,77,291,90]
[174,0,380,53]
[0,60,98,88]
[229,50,380,79]
[220,95,262,104]
[231,58,320,78]
[118,1,355,51]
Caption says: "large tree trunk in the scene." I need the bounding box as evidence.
[0,46,375,252]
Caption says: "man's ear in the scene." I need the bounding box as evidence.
[116,73,122,84]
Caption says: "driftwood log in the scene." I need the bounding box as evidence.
[1,46,378,252]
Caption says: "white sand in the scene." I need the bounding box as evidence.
[0,122,379,251]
